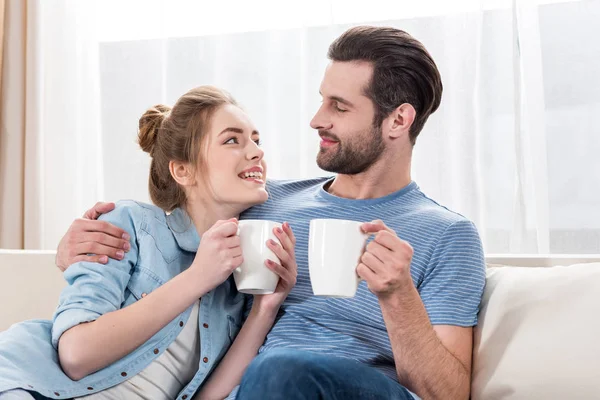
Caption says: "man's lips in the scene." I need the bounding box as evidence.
[320,137,338,147]
[319,132,339,147]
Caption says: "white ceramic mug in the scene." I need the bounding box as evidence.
[233,220,282,295]
[309,219,369,297]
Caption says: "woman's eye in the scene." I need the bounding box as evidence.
[254,139,261,146]
[224,137,239,145]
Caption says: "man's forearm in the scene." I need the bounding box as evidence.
[380,286,470,400]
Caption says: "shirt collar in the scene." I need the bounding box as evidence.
[166,208,200,252]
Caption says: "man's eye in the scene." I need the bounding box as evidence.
[254,139,261,146]
[224,137,239,145]
[334,103,347,113]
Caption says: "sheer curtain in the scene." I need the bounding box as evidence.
[3,0,599,254]
[1,0,104,249]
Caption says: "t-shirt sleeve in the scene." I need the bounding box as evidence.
[418,219,486,327]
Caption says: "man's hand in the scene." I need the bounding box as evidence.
[55,202,131,272]
[358,219,414,298]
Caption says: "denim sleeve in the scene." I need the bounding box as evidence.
[51,201,142,348]
[418,220,486,327]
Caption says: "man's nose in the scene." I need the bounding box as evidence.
[310,104,332,131]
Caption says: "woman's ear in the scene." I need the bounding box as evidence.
[169,160,196,187]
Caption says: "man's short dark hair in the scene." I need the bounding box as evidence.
[328,26,443,145]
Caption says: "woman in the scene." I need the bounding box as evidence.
[0,86,297,400]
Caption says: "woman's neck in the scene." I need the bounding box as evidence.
[184,200,242,236]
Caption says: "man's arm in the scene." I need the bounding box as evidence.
[359,220,483,400]
[379,286,472,399]
[56,202,130,271]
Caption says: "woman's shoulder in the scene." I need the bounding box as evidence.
[111,200,164,217]
[97,200,169,239]
[99,201,198,259]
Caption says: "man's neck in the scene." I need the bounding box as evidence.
[327,153,412,200]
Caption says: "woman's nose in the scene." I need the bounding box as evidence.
[247,141,264,160]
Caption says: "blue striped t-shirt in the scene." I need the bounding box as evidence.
[239,177,486,384]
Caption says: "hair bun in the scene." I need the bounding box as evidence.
[138,104,171,153]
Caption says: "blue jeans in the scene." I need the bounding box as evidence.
[236,349,414,400]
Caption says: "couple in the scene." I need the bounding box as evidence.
[0,26,485,400]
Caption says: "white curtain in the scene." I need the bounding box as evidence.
[5,0,599,254]
[1,0,104,249]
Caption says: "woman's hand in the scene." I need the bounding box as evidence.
[252,222,297,315]
[190,218,242,294]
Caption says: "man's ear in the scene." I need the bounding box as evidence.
[386,103,416,140]
[169,160,196,187]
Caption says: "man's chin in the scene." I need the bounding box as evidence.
[316,158,340,174]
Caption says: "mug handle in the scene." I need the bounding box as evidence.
[355,230,371,281]
[234,225,242,274]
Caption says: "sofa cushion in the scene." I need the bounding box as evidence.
[0,250,64,331]
[472,262,600,399]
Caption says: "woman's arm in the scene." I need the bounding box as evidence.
[59,267,212,381]
[196,303,278,400]
[197,222,297,400]
[58,218,242,381]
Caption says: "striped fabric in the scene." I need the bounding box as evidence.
[240,177,486,383]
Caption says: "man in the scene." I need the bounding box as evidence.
[56,26,485,400]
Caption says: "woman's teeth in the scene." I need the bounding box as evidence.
[242,171,263,179]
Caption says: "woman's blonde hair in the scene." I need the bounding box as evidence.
[138,85,238,211]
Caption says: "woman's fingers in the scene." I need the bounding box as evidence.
[267,239,292,266]
[264,260,294,285]
[273,223,295,255]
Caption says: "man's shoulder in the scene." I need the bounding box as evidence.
[401,186,475,230]
[387,187,483,261]
[410,191,484,265]
[266,176,332,197]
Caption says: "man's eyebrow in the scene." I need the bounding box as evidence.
[319,91,354,108]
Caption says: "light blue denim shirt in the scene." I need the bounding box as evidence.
[0,200,244,399]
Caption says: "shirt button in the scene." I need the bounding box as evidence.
[203,323,209,328]
[182,396,188,400]
[154,348,159,354]
[141,293,147,298]
[87,387,94,391]
[203,357,209,363]
[54,393,60,396]
[179,321,184,327]
[121,372,127,377]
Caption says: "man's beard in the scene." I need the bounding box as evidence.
[316,124,385,175]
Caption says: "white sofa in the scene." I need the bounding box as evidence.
[1,250,599,399]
